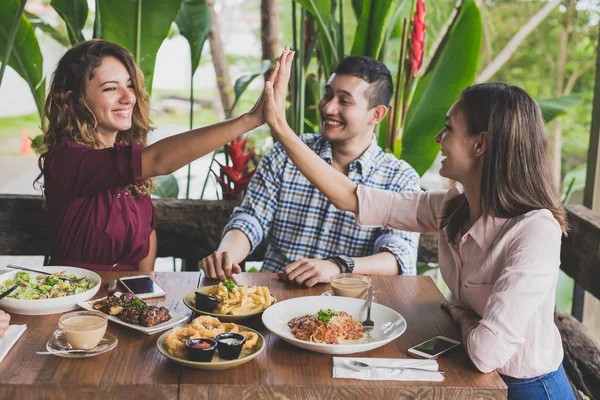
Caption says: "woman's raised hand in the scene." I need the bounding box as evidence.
[264,46,295,135]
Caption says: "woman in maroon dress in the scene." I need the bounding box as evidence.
[35,39,289,272]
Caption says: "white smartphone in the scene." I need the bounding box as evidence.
[407,336,461,359]
[119,275,166,299]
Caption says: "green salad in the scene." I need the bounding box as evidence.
[0,271,97,300]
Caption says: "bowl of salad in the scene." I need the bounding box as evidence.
[0,266,101,315]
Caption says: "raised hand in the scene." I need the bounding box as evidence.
[264,47,295,134]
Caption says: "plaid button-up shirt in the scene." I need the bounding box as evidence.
[223,134,420,274]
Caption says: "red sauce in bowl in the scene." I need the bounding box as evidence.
[192,341,213,349]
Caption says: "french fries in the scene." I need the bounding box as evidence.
[204,282,273,315]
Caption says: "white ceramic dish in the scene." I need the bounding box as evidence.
[78,295,189,335]
[0,266,101,315]
[261,296,406,355]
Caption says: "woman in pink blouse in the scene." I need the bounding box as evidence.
[35,40,291,272]
[262,53,574,399]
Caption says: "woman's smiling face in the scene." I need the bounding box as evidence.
[84,56,136,140]
[435,99,483,182]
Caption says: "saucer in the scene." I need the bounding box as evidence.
[321,290,377,302]
[45,330,118,358]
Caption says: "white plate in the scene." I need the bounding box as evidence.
[78,296,189,335]
[261,296,407,355]
[0,266,101,315]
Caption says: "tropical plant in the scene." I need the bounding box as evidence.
[289,0,483,176]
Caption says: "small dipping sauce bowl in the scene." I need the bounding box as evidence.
[215,333,246,360]
[195,292,220,312]
[186,338,217,362]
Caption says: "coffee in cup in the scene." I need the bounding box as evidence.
[58,310,108,350]
[330,273,371,299]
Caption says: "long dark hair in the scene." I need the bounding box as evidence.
[35,39,154,197]
[440,83,568,240]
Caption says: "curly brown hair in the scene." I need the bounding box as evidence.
[35,39,154,197]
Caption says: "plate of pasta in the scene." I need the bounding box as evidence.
[261,296,407,355]
[183,280,276,322]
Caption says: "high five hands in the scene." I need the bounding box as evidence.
[264,46,295,135]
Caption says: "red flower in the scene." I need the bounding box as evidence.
[410,0,425,77]
[218,137,255,200]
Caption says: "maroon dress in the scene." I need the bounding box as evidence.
[43,140,155,271]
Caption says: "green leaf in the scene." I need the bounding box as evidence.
[400,0,482,175]
[0,0,45,117]
[537,93,584,123]
[98,0,183,93]
[293,0,337,76]
[152,174,179,198]
[24,11,70,47]
[562,163,586,204]
[50,0,88,45]
[231,60,272,112]
[175,0,210,74]
[303,72,321,133]
[351,0,399,59]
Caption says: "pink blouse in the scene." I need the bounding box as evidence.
[357,184,563,378]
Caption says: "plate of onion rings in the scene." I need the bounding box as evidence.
[157,315,265,370]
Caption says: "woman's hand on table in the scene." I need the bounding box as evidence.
[201,251,242,280]
[278,259,339,287]
[0,310,10,339]
[441,302,480,327]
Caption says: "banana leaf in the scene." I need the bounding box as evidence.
[400,0,482,175]
[350,0,399,59]
[25,11,70,47]
[293,0,337,76]
[0,0,45,117]
[50,0,88,45]
[152,174,180,198]
[175,0,210,74]
[537,93,584,123]
[97,0,183,93]
[562,163,586,204]
[231,60,272,114]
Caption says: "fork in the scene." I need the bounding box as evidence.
[6,265,81,282]
[363,285,374,332]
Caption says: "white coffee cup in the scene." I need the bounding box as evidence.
[57,310,108,350]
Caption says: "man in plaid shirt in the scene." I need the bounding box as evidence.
[201,55,420,287]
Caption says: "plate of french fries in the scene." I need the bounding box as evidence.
[183,280,276,322]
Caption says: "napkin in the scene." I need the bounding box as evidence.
[0,325,27,364]
[333,357,444,382]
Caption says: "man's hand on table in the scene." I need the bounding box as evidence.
[201,250,242,280]
[278,259,340,287]
[0,309,10,339]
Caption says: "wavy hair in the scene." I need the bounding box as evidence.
[35,39,154,197]
[440,83,568,240]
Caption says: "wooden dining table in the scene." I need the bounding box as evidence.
[0,272,507,399]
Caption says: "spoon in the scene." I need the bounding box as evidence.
[36,343,109,355]
[343,360,444,374]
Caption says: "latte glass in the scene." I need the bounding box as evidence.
[330,273,371,299]
[57,310,108,350]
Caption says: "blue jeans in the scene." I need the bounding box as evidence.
[500,364,576,400]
